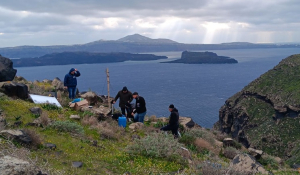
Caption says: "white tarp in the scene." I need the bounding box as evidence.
[29,94,62,107]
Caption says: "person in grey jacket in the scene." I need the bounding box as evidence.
[113,86,133,119]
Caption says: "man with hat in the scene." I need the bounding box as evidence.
[113,86,133,119]
[132,92,147,123]
[160,104,179,138]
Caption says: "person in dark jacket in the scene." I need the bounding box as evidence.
[64,68,81,99]
[113,86,133,119]
[160,104,179,138]
[131,92,147,123]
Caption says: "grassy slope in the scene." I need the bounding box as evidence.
[225,54,300,165]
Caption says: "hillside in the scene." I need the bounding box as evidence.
[217,54,300,166]
[1,34,300,58]
[12,52,167,67]
[166,51,238,64]
[0,76,297,174]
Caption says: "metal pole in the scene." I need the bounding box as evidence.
[106,68,111,109]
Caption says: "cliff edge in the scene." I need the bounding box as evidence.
[217,54,300,166]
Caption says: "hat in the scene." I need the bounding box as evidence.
[122,86,128,91]
[169,104,174,109]
[133,92,138,95]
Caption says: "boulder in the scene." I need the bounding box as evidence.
[128,122,144,130]
[42,79,52,84]
[0,130,32,144]
[70,115,81,120]
[3,82,28,99]
[72,161,83,168]
[0,55,17,82]
[27,116,52,127]
[85,105,111,117]
[248,147,263,159]
[29,107,42,116]
[80,91,100,105]
[228,153,269,174]
[45,143,57,150]
[179,117,199,129]
[51,77,64,90]
[0,156,39,175]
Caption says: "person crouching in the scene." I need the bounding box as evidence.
[132,92,147,123]
[160,104,179,138]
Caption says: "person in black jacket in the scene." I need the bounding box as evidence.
[131,92,147,123]
[64,68,81,99]
[160,104,179,138]
[113,86,133,119]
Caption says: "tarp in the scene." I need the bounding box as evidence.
[29,94,62,107]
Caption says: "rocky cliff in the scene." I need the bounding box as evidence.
[217,54,300,165]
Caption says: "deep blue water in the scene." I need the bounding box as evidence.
[16,48,300,128]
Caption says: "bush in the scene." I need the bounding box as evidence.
[126,132,186,164]
[40,112,51,127]
[41,103,61,112]
[49,120,84,134]
[223,147,239,159]
[81,116,98,127]
[194,138,214,154]
[258,154,279,170]
[179,131,196,145]
[153,121,168,128]
[23,129,42,149]
[95,120,124,140]
[181,128,215,145]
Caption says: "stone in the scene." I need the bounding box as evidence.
[248,147,263,159]
[72,161,83,168]
[88,105,111,117]
[179,116,199,128]
[45,143,57,150]
[228,153,269,174]
[0,156,40,174]
[27,116,52,127]
[42,79,52,83]
[0,55,17,82]
[51,77,64,90]
[128,122,144,130]
[70,115,81,120]
[3,82,28,99]
[29,107,42,116]
[274,156,283,165]
[80,91,100,105]
[0,129,32,144]
[223,138,234,147]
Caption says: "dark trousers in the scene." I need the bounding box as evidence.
[121,107,131,118]
[160,124,179,137]
[68,87,76,99]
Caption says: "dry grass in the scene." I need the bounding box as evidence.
[40,112,51,127]
[149,115,157,122]
[23,129,42,149]
[94,119,125,140]
[81,116,98,127]
[223,147,239,159]
[194,138,216,154]
[213,130,228,142]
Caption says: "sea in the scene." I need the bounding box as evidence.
[16,48,300,128]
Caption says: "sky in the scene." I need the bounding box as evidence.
[0,0,300,47]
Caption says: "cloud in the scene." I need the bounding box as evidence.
[0,0,300,47]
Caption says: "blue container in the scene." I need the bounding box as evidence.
[118,116,127,127]
[71,98,81,103]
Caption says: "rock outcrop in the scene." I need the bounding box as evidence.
[2,82,28,99]
[217,54,300,166]
[0,156,40,175]
[0,55,17,82]
[228,154,268,174]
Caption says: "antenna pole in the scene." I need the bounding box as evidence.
[106,68,111,109]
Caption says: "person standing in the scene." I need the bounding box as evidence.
[64,68,81,99]
[132,92,147,123]
[160,104,179,138]
[113,86,133,118]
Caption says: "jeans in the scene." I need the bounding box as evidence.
[121,107,131,118]
[68,87,76,99]
[160,124,179,138]
[134,111,146,123]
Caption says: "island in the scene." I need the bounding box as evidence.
[165,51,238,64]
[12,52,168,67]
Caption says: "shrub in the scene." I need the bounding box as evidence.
[223,147,239,159]
[41,103,61,112]
[149,115,157,122]
[213,130,228,141]
[40,112,51,127]
[81,116,98,127]
[23,129,42,149]
[194,138,214,154]
[126,132,186,164]
[49,120,84,134]
[95,120,124,140]
[179,131,196,145]
[258,154,279,170]
[153,121,168,128]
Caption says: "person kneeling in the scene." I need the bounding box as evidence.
[132,92,147,123]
